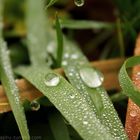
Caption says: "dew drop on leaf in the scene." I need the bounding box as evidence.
[44,73,60,87]
[79,67,104,88]
[130,110,137,117]
[69,94,75,99]
[30,101,40,111]
[74,0,84,7]
[83,120,88,125]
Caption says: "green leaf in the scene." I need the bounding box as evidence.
[56,13,63,67]
[0,40,30,140]
[16,66,114,140]
[60,19,113,30]
[48,108,70,140]
[119,56,140,107]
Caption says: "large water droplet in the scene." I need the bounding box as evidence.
[44,73,60,87]
[79,67,104,88]
[30,101,40,111]
[74,0,84,7]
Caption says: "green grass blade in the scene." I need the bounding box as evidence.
[48,109,71,140]
[60,19,113,30]
[16,66,114,140]
[56,14,63,67]
[26,0,49,66]
[61,40,128,140]
[0,40,30,140]
[119,56,140,106]
[46,0,57,8]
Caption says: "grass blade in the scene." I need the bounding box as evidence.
[46,0,57,8]
[26,0,49,66]
[56,14,63,67]
[61,40,128,140]
[48,108,70,140]
[16,66,114,140]
[119,56,140,107]
[0,40,30,140]
[60,19,113,30]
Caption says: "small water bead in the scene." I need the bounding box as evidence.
[47,42,56,54]
[30,101,40,111]
[69,94,75,99]
[83,120,88,125]
[74,0,84,7]
[44,73,60,87]
[79,67,104,88]
[64,53,69,58]
[71,54,79,59]
[130,110,137,117]
[62,61,68,66]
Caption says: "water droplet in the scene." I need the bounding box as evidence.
[83,120,88,125]
[47,42,56,54]
[70,94,75,99]
[79,67,104,88]
[44,73,60,87]
[130,110,137,117]
[71,54,79,59]
[62,61,68,66]
[74,0,84,7]
[30,101,40,111]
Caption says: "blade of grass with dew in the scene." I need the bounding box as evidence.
[23,0,115,139]
[60,19,113,30]
[16,66,114,140]
[26,0,50,66]
[0,40,30,140]
[119,56,140,107]
[60,39,128,140]
[48,109,70,140]
[46,0,57,8]
[0,1,29,139]
[56,14,63,67]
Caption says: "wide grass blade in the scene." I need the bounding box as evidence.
[0,40,30,140]
[119,56,140,107]
[61,40,128,140]
[16,66,114,140]
[26,0,50,66]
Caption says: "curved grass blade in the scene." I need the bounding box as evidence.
[16,66,114,140]
[61,40,128,140]
[60,19,113,30]
[48,108,70,140]
[119,56,140,107]
[0,40,30,140]
[55,14,63,67]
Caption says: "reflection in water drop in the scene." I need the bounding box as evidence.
[74,0,84,7]
[44,73,60,87]
[79,67,104,88]
[30,101,40,111]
